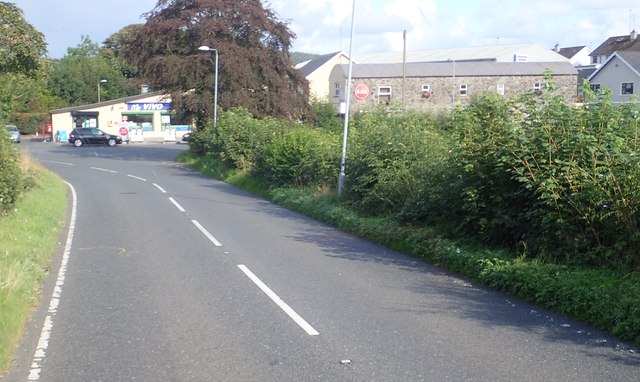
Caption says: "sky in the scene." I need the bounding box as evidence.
[13,0,640,59]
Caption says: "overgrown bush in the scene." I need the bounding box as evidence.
[449,84,640,270]
[0,135,22,214]
[346,108,451,217]
[190,87,640,271]
[253,127,340,187]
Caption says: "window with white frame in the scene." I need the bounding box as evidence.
[421,84,432,99]
[622,82,634,95]
[334,82,341,97]
[590,84,601,94]
[378,85,392,105]
[533,83,542,93]
[459,84,468,96]
[497,83,505,96]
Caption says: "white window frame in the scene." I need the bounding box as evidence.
[421,84,430,93]
[378,85,392,105]
[622,82,634,95]
[459,84,468,97]
[378,85,392,96]
[590,84,601,94]
[533,83,542,93]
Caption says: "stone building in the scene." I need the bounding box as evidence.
[328,60,578,112]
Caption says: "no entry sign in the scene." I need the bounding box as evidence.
[354,84,370,100]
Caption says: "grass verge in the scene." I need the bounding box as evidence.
[0,157,67,371]
[179,150,640,345]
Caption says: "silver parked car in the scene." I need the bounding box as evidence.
[5,125,20,143]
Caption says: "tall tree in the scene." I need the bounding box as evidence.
[49,36,138,105]
[120,0,311,127]
[102,24,145,80]
[0,2,46,76]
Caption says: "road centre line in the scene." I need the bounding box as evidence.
[237,265,320,336]
[43,160,74,166]
[169,197,186,212]
[127,174,147,182]
[90,166,117,173]
[27,181,78,381]
[153,183,167,193]
[191,220,223,247]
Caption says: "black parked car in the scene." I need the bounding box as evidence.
[68,128,122,147]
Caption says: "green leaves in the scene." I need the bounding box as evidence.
[451,84,640,270]
[0,3,46,76]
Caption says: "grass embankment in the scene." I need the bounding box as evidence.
[0,157,67,371]
[179,151,640,345]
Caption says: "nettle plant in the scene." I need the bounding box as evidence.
[454,80,640,270]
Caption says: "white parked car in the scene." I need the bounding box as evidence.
[5,125,20,143]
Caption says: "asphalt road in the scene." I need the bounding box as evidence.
[3,140,640,381]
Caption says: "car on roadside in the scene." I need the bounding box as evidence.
[68,128,122,147]
[5,125,20,143]
[181,132,191,143]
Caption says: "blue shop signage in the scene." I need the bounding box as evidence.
[127,102,171,111]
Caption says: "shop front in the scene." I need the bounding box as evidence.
[50,92,192,143]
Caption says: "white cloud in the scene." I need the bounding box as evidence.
[15,0,640,58]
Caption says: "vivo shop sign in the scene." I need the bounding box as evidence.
[127,102,171,111]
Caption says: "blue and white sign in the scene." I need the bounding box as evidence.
[127,102,171,111]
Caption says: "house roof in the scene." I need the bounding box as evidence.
[296,51,346,76]
[556,46,587,59]
[354,43,570,64]
[587,51,640,81]
[50,91,168,114]
[590,31,640,56]
[337,60,577,78]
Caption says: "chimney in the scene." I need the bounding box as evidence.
[632,30,638,40]
[554,43,560,52]
[141,85,149,94]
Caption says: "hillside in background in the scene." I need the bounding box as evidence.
[290,52,321,65]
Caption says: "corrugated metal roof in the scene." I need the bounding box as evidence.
[337,61,577,78]
[355,43,570,64]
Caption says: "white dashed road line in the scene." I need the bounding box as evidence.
[90,167,117,173]
[127,174,147,182]
[237,265,320,336]
[169,197,186,212]
[153,183,167,193]
[191,220,223,247]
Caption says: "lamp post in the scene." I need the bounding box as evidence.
[337,0,356,196]
[98,79,107,103]
[198,45,219,129]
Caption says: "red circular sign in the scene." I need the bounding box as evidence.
[119,127,129,136]
[354,84,370,100]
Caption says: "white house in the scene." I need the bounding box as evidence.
[587,51,640,103]
[296,51,351,101]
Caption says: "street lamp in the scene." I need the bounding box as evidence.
[98,79,107,103]
[338,0,356,196]
[198,45,219,129]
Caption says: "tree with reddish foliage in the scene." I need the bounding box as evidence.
[120,0,311,128]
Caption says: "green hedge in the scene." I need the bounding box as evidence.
[0,135,22,214]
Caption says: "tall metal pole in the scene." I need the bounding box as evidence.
[338,0,356,196]
[198,46,219,129]
[213,49,219,129]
